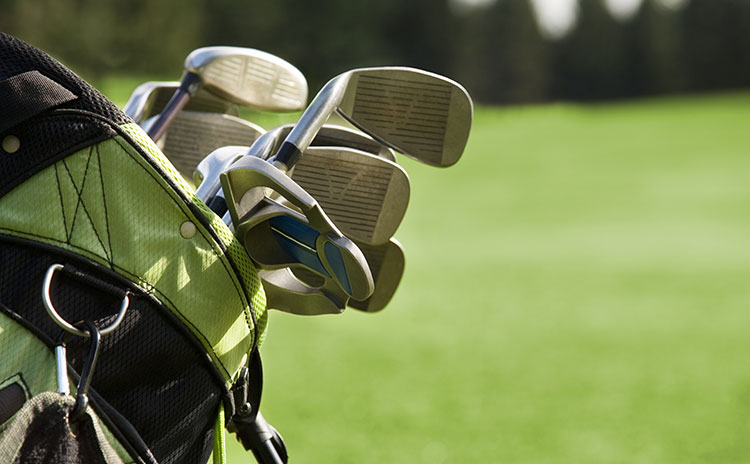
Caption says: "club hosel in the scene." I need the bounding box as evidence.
[271,141,302,171]
[180,71,203,96]
[146,72,203,141]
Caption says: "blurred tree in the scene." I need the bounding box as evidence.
[450,0,550,103]
[2,0,202,79]
[682,0,750,91]
[627,0,689,95]
[552,0,631,100]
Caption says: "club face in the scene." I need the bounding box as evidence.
[337,67,473,167]
[124,81,239,124]
[159,111,263,180]
[290,147,410,245]
[185,46,308,111]
[349,239,405,312]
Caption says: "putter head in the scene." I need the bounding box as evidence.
[184,46,308,111]
[221,156,374,300]
[292,238,404,313]
[260,268,347,316]
[123,81,239,124]
[336,67,473,167]
[291,147,410,245]
[158,111,264,179]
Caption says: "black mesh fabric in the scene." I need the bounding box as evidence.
[0,238,220,464]
[0,32,131,197]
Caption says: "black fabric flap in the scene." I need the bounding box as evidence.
[0,70,77,133]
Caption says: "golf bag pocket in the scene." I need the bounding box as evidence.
[0,32,268,463]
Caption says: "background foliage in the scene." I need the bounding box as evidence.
[2,0,749,103]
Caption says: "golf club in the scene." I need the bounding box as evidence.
[123,81,239,124]
[147,46,308,141]
[269,66,473,175]
[153,111,264,179]
[220,155,374,300]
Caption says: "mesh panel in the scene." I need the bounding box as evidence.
[0,239,218,464]
[121,123,268,339]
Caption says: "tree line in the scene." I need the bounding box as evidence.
[1,0,748,103]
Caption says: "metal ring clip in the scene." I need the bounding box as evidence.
[42,264,130,337]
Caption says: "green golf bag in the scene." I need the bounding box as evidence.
[0,32,277,463]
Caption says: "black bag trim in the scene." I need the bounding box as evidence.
[0,70,77,133]
[0,111,115,199]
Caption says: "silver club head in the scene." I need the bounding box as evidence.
[184,46,309,111]
[194,146,250,201]
[123,81,239,124]
[273,67,473,170]
[290,147,410,245]
[260,268,348,316]
[221,156,374,300]
[158,111,264,180]
[348,238,405,312]
[291,238,404,313]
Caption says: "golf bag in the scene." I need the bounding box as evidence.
[0,33,276,463]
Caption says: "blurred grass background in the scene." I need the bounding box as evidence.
[101,83,750,462]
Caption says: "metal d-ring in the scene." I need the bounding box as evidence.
[42,263,130,337]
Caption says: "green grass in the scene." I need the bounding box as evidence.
[102,82,750,463]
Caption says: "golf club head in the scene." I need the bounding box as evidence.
[194,145,249,201]
[291,238,404,313]
[273,66,473,170]
[184,46,308,111]
[337,67,473,167]
[157,111,264,179]
[291,147,410,245]
[348,239,405,312]
[123,81,239,124]
[220,156,374,300]
[260,268,348,316]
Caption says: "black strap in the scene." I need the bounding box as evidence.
[224,348,263,424]
[0,70,77,133]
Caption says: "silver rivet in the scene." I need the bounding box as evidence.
[2,135,20,153]
[180,221,196,239]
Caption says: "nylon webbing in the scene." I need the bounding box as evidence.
[0,70,77,133]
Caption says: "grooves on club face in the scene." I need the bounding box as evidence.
[185,46,308,111]
[337,68,473,168]
[290,147,410,245]
[159,111,263,179]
